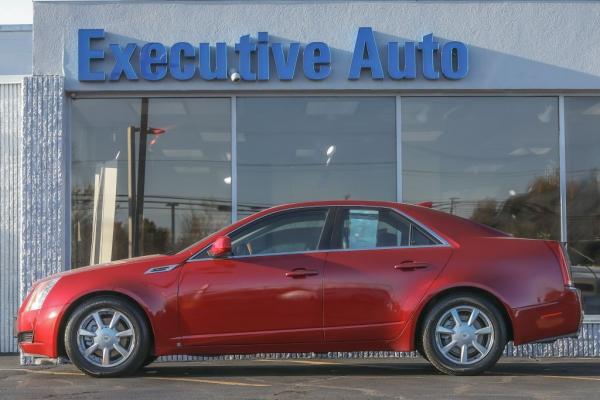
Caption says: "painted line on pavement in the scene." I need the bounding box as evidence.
[529,374,600,382]
[146,376,271,387]
[0,367,271,387]
[495,372,600,382]
[0,368,84,376]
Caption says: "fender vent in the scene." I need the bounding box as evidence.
[144,264,180,275]
[18,331,33,343]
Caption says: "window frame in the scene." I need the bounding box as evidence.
[330,206,444,252]
[189,205,450,261]
[190,206,336,260]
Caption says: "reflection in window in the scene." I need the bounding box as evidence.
[71,98,231,268]
[230,208,329,256]
[402,97,560,240]
[236,97,396,217]
[565,97,600,314]
[336,207,436,250]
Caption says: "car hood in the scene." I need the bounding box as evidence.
[46,254,176,280]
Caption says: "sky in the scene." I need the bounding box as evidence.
[0,0,33,24]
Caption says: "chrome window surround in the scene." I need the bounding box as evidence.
[187,205,451,262]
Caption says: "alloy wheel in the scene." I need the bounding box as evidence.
[434,305,495,365]
[76,308,137,368]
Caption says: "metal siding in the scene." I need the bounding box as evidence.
[20,75,65,297]
[19,76,65,361]
[0,82,21,353]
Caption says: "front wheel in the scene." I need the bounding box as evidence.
[421,294,507,375]
[64,296,151,377]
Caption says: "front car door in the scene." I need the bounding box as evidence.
[323,206,453,342]
[177,207,333,347]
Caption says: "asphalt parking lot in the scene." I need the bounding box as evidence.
[0,356,599,400]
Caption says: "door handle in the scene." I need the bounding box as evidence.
[285,268,319,278]
[394,260,430,271]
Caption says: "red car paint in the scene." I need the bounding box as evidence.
[17,200,582,359]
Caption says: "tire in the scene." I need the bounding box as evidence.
[142,355,158,367]
[421,293,507,376]
[415,337,428,361]
[64,296,151,377]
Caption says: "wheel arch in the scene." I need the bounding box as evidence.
[412,285,515,350]
[56,290,156,359]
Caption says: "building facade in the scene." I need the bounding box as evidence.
[1,0,600,357]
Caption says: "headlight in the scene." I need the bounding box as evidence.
[26,277,60,311]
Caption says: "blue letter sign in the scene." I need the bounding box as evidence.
[78,29,106,81]
[77,28,469,82]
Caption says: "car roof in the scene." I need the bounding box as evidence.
[179,200,509,258]
[260,200,509,244]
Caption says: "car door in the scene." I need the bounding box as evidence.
[177,207,333,347]
[323,206,453,342]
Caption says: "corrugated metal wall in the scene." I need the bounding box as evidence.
[0,82,21,353]
[19,76,65,363]
[20,76,66,303]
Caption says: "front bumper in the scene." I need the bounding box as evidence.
[16,305,64,358]
[512,286,583,345]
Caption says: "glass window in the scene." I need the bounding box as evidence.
[229,208,329,256]
[410,226,435,246]
[402,97,560,240]
[565,97,600,315]
[335,207,435,250]
[236,97,396,217]
[71,98,231,267]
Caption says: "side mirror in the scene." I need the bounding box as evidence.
[208,236,232,258]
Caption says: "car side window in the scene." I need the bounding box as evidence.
[336,207,437,250]
[228,208,329,257]
[410,225,436,246]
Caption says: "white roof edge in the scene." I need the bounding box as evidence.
[0,25,33,32]
[0,75,27,84]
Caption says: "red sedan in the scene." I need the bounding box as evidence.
[17,200,582,377]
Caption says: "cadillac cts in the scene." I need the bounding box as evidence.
[17,201,582,377]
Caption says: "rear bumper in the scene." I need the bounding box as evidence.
[512,286,583,345]
[16,305,63,358]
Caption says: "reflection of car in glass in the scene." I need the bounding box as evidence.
[17,201,582,377]
[572,264,600,314]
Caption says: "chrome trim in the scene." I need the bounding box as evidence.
[188,243,451,263]
[144,264,180,274]
[187,204,451,262]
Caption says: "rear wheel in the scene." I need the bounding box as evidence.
[421,294,507,375]
[64,296,150,377]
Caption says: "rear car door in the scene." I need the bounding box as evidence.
[323,206,453,342]
[177,207,333,347]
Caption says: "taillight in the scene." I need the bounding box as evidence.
[546,241,573,286]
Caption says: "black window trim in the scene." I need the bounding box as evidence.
[330,206,446,251]
[187,205,450,262]
[189,206,335,261]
